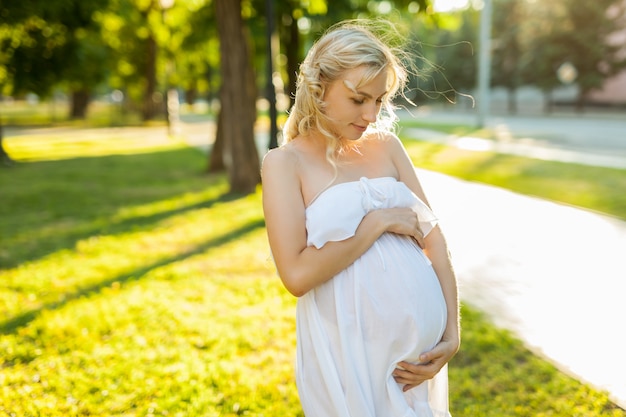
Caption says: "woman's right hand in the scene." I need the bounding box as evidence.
[370,207,425,248]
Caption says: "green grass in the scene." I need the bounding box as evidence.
[400,119,495,139]
[1,129,624,416]
[1,100,147,127]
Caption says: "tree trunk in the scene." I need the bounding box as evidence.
[206,65,216,103]
[285,11,300,109]
[215,0,260,194]
[209,107,225,172]
[575,90,586,113]
[70,89,90,119]
[507,87,517,114]
[0,121,13,166]
[185,87,197,106]
[142,35,158,121]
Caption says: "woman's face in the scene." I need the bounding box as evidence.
[323,66,388,141]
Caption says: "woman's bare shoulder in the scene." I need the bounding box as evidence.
[261,143,306,217]
[361,129,398,141]
[261,143,299,177]
[360,130,403,152]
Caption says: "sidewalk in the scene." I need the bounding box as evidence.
[417,169,626,409]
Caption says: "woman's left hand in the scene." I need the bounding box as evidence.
[392,336,460,392]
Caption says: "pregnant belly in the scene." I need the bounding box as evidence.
[356,234,448,362]
[311,233,447,363]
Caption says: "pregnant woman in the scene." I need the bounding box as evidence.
[262,20,460,417]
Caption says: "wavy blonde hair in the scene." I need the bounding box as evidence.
[282,20,409,160]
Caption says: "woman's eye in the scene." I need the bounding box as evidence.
[352,98,364,105]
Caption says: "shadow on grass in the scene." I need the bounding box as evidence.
[0,147,245,269]
[0,217,265,336]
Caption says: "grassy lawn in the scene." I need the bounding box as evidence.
[399,130,626,221]
[1,100,147,127]
[1,129,624,416]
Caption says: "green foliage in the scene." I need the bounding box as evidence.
[407,10,478,104]
[518,0,626,99]
[0,129,624,415]
[561,0,626,93]
[4,17,68,97]
[491,0,523,92]
[2,0,625,122]
[0,0,111,97]
[96,0,159,100]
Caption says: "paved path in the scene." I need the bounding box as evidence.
[418,169,626,409]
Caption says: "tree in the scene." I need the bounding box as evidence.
[96,0,166,121]
[65,28,111,119]
[0,4,72,163]
[0,111,10,166]
[521,0,626,112]
[517,2,566,112]
[176,2,220,106]
[491,0,524,113]
[1,0,111,120]
[561,0,626,110]
[0,23,24,165]
[408,10,478,106]
[215,0,260,193]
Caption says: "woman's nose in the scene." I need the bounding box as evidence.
[362,103,378,123]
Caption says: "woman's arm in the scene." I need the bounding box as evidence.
[388,134,461,390]
[262,147,423,297]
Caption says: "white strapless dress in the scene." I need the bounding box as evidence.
[297,176,451,417]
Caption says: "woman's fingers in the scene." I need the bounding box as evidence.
[413,225,425,248]
[382,208,424,246]
[392,362,437,390]
[393,339,460,392]
[395,361,438,380]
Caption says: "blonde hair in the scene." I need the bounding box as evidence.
[282,20,409,160]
